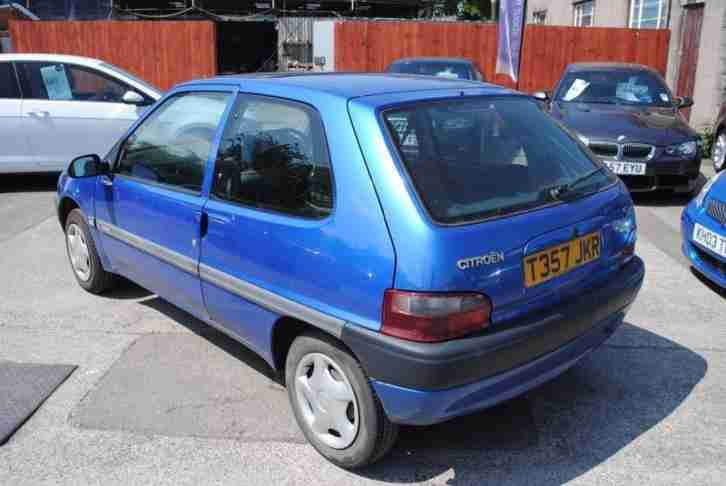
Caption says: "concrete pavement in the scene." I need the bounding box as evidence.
[0,169,724,485]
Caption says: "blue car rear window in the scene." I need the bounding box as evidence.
[383,97,615,224]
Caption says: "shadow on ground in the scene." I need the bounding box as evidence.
[85,289,707,485]
[0,173,59,193]
[360,322,706,484]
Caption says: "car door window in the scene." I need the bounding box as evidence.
[211,95,333,218]
[16,62,144,103]
[116,91,231,193]
[0,62,20,98]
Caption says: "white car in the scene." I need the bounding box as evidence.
[0,54,162,173]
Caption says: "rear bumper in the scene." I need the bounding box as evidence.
[342,256,644,425]
[619,156,701,192]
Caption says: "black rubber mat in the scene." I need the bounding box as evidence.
[0,362,76,445]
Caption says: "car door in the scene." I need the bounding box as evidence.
[93,88,234,316]
[198,94,336,353]
[16,61,152,171]
[0,61,33,172]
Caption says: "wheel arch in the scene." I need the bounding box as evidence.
[270,316,357,383]
[58,196,80,228]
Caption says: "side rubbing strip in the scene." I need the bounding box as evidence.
[199,263,344,338]
[96,220,198,275]
[96,219,345,337]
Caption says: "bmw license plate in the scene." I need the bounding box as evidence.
[603,160,646,175]
[523,232,601,288]
[693,224,726,258]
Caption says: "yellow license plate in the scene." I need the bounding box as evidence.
[523,232,601,288]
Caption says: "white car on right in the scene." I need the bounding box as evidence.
[0,53,162,174]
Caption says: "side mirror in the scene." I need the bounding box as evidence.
[122,90,145,105]
[533,91,550,101]
[68,154,110,178]
[675,96,694,109]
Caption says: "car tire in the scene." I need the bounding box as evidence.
[713,130,726,173]
[285,331,399,469]
[64,208,115,294]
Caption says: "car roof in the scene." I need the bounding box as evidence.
[0,53,104,66]
[180,73,508,101]
[389,57,474,65]
[566,62,662,75]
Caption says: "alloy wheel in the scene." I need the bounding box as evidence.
[714,132,726,172]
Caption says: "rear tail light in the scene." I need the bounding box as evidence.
[382,290,492,342]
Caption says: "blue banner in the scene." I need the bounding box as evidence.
[496,0,526,82]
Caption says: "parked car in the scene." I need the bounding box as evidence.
[0,54,161,174]
[711,102,726,172]
[386,57,484,81]
[535,63,702,193]
[56,74,644,468]
[682,171,726,288]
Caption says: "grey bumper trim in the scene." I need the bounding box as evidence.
[199,263,344,337]
[96,219,344,337]
[96,220,198,275]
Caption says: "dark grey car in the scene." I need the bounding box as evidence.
[386,57,484,82]
[537,63,702,193]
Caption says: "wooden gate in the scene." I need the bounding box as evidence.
[675,5,704,121]
[8,20,217,91]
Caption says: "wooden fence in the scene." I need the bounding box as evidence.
[9,21,217,91]
[334,21,671,92]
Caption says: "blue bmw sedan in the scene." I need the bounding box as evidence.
[56,73,644,468]
[683,172,726,288]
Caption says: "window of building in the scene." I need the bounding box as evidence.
[574,1,595,27]
[532,10,547,25]
[211,95,333,219]
[629,0,669,29]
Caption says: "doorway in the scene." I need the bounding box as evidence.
[217,21,278,75]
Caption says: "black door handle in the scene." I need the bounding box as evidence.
[200,211,209,238]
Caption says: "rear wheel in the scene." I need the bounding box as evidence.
[285,331,398,469]
[713,130,726,172]
[65,209,115,294]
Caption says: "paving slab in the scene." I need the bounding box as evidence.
[72,333,304,442]
[0,362,76,445]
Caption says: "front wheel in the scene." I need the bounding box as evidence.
[285,332,399,469]
[713,130,726,172]
[65,209,115,294]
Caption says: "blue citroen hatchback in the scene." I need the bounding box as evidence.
[57,74,644,468]
[682,171,726,288]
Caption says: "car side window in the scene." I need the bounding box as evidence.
[211,95,333,218]
[0,62,21,99]
[15,62,141,103]
[116,91,231,193]
[64,64,137,103]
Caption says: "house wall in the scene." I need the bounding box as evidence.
[526,0,726,130]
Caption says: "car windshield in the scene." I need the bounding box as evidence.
[388,61,472,80]
[100,62,161,96]
[383,97,615,224]
[555,69,673,107]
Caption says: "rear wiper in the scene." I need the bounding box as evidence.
[544,166,606,200]
[563,166,606,193]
